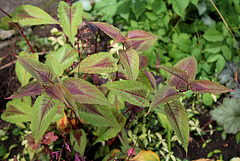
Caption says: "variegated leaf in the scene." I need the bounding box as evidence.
[94,110,126,143]
[6,81,43,99]
[73,52,117,74]
[190,80,233,95]
[119,49,139,80]
[168,56,197,91]
[155,65,190,89]
[31,94,58,142]
[12,5,59,25]
[49,44,78,70]
[149,86,182,112]
[63,78,110,105]
[1,99,31,123]
[58,1,83,45]
[16,56,56,85]
[164,100,189,153]
[103,80,150,107]
[78,104,119,127]
[126,30,158,53]
[89,22,123,39]
[16,52,39,86]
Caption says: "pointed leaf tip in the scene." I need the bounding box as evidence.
[190,80,233,95]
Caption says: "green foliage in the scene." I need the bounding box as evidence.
[211,98,240,134]
[0,0,235,160]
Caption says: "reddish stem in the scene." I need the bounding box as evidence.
[67,0,71,6]
[0,8,35,53]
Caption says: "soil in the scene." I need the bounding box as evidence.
[173,113,240,160]
[0,25,240,160]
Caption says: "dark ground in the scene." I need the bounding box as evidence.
[0,25,240,160]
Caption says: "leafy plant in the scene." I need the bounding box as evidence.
[0,1,233,160]
[211,98,240,134]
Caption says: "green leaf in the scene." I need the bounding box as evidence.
[118,0,131,21]
[103,80,150,107]
[171,0,189,20]
[16,56,56,85]
[164,100,189,153]
[211,98,240,134]
[70,129,87,156]
[203,30,224,42]
[49,44,78,70]
[132,0,146,19]
[16,52,39,86]
[221,45,232,61]
[216,55,226,74]
[45,56,63,76]
[205,43,221,54]
[78,104,118,127]
[203,93,214,106]
[190,0,198,7]
[58,1,83,45]
[75,52,117,74]
[95,110,126,143]
[1,99,31,123]
[0,13,18,30]
[31,94,58,142]
[152,0,166,14]
[0,145,7,158]
[119,49,139,81]
[150,86,182,112]
[63,77,110,105]
[12,5,59,25]
[52,106,64,122]
[129,150,160,161]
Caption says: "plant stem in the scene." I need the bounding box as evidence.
[167,126,171,153]
[0,8,35,53]
[58,133,67,161]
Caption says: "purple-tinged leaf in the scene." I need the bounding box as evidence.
[190,80,233,95]
[111,35,126,46]
[70,129,87,156]
[6,81,43,99]
[44,84,67,104]
[54,83,79,119]
[63,78,110,105]
[118,129,130,149]
[78,104,118,127]
[89,22,123,39]
[155,65,190,89]
[12,5,59,26]
[119,49,139,80]
[125,30,158,53]
[94,110,126,143]
[90,74,108,85]
[149,86,182,112]
[139,54,149,69]
[49,44,78,70]
[0,13,18,31]
[137,71,155,91]
[1,99,31,123]
[168,56,197,91]
[164,100,189,153]
[31,94,59,143]
[103,80,150,107]
[143,70,156,89]
[16,56,56,85]
[58,1,83,45]
[73,52,117,74]
[16,52,39,86]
